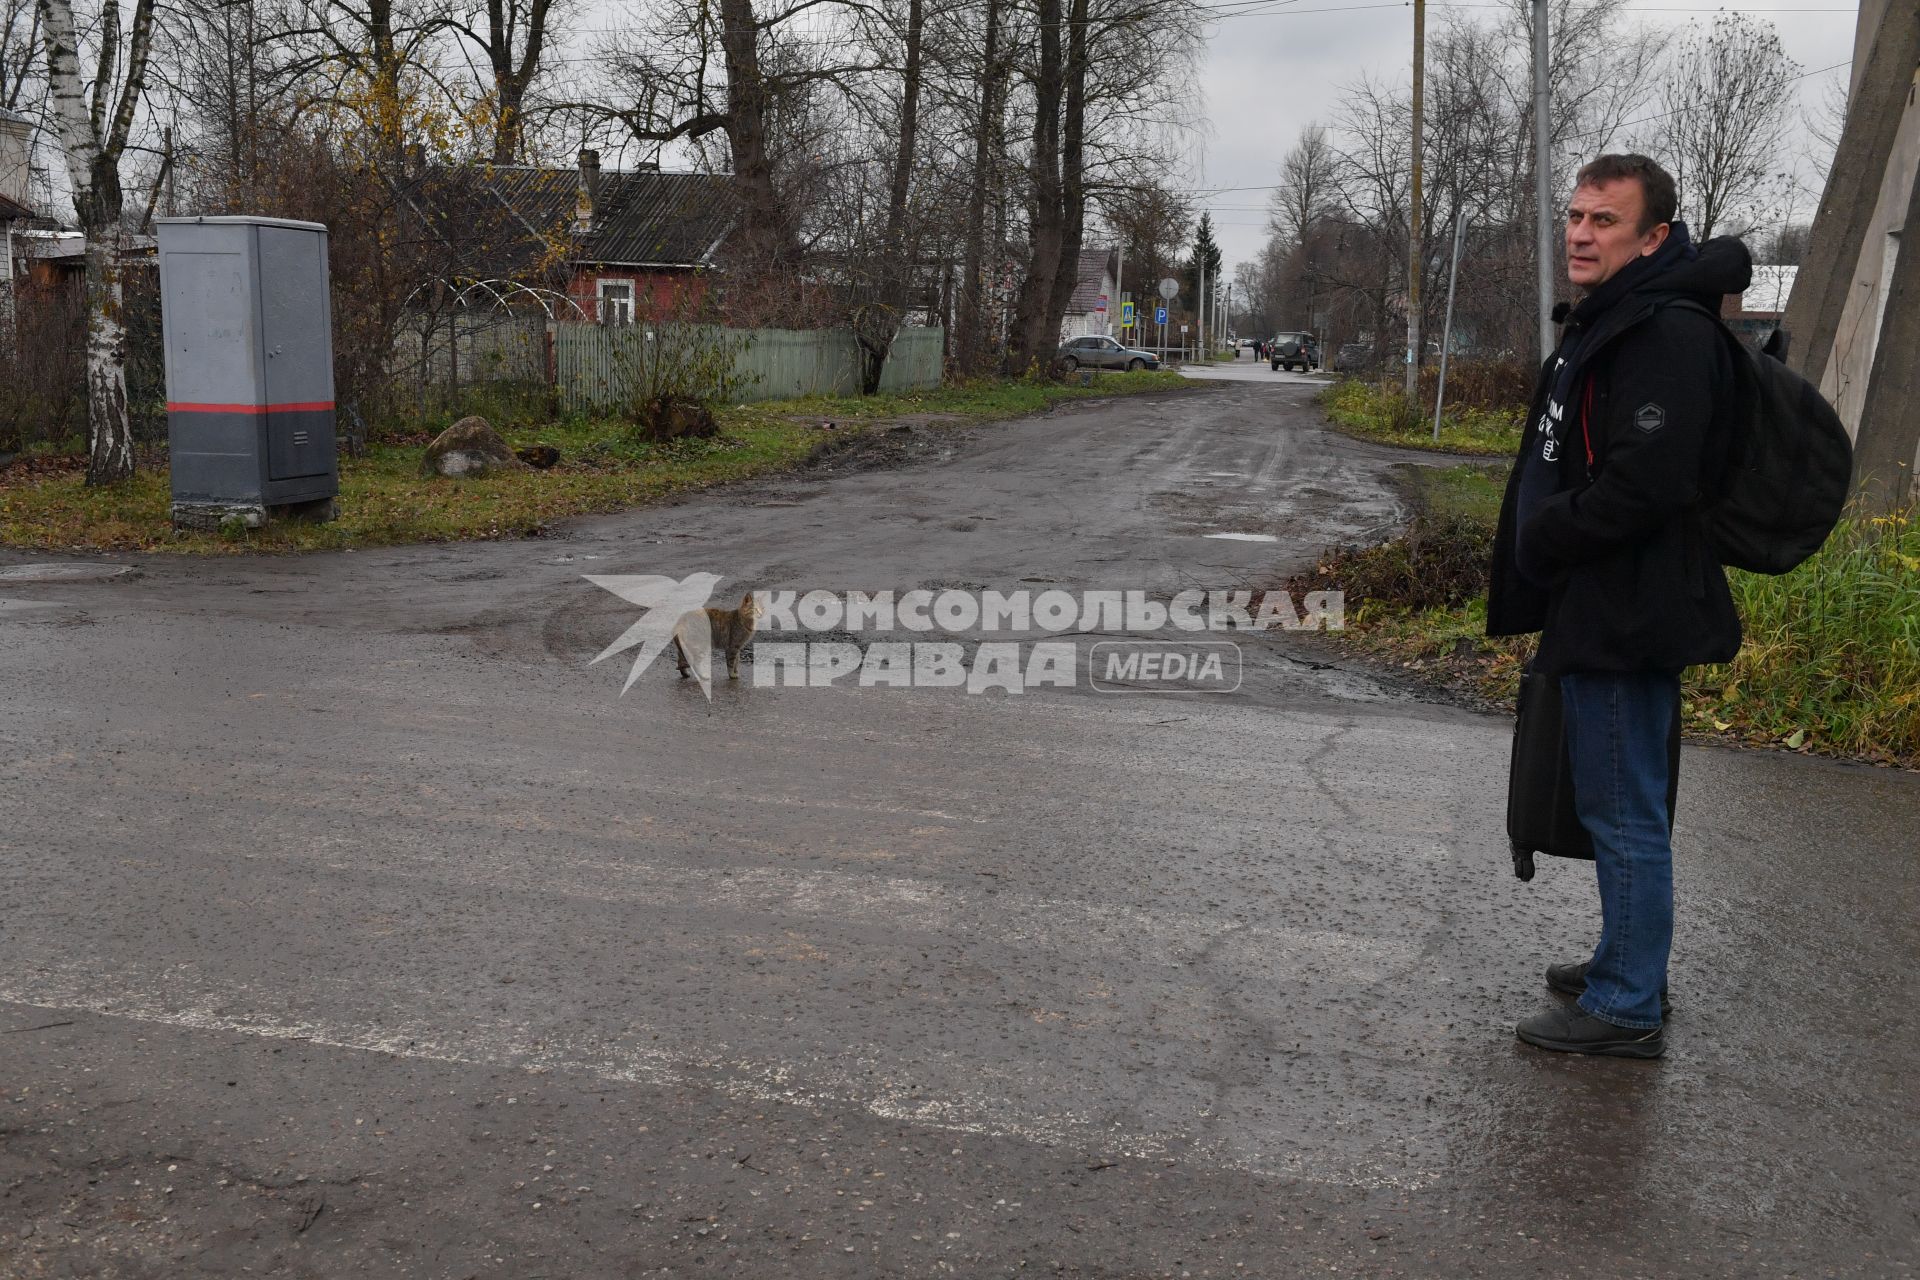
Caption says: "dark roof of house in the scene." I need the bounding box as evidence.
[492,166,736,268]
[1065,246,1116,315]
[401,164,738,278]
[0,191,35,221]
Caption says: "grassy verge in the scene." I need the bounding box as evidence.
[0,370,1192,554]
[1297,464,1920,769]
[1703,512,1920,765]
[1320,378,1524,457]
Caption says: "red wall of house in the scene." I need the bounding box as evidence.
[567,268,709,321]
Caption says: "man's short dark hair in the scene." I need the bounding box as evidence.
[1574,154,1678,233]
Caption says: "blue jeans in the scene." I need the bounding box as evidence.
[1560,670,1681,1029]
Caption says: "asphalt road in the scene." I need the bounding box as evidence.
[1,379,1915,1278]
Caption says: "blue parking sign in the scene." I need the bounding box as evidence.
[1154,306,1168,324]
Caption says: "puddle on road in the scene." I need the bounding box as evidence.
[1202,532,1280,543]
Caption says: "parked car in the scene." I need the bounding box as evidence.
[1269,332,1319,372]
[1056,335,1161,372]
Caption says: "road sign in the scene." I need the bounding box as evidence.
[1157,277,1179,301]
[1121,300,1135,325]
[1154,305,1168,324]
[1180,323,1189,333]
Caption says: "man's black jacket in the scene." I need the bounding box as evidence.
[1486,237,1752,676]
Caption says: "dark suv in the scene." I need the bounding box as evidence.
[1269,332,1319,372]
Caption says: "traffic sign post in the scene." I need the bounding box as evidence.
[1157,278,1178,359]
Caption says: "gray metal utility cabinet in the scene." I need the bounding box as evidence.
[156,216,339,529]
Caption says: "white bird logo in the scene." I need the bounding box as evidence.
[584,572,724,696]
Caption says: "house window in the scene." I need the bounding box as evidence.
[597,279,633,325]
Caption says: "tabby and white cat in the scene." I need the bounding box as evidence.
[672,591,765,681]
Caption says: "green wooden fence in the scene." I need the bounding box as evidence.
[553,324,944,413]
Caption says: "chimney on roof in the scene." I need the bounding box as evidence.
[575,149,601,234]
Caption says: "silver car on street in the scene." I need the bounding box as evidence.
[1055,335,1162,372]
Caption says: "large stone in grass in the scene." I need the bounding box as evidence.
[420,416,528,478]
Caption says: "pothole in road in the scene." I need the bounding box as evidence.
[0,562,136,583]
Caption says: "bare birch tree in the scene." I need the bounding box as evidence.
[1270,124,1336,251]
[1653,12,1795,240]
[36,0,157,484]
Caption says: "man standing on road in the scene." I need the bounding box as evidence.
[1487,154,1749,1058]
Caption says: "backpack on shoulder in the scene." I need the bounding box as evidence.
[1669,301,1854,575]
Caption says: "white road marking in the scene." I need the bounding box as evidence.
[0,965,1439,1192]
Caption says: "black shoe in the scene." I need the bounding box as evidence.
[1547,960,1671,1018]
[1516,1004,1665,1058]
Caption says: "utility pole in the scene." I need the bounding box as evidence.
[1198,252,1207,363]
[1850,152,1920,509]
[1433,213,1468,442]
[1532,0,1554,361]
[1404,0,1425,398]
[1781,1,1920,388]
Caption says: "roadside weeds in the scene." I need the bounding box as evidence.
[1319,374,1525,457]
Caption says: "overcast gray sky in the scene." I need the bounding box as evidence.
[1180,0,1862,277]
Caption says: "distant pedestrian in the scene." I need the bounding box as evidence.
[1487,153,1750,1058]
